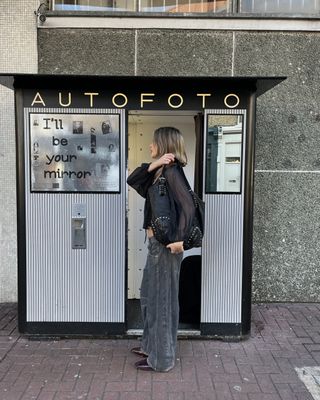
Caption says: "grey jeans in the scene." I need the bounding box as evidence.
[140,236,183,372]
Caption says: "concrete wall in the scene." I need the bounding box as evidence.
[38,28,320,302]
[0,1,38,302]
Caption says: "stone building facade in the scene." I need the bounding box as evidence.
[0,1,319,302]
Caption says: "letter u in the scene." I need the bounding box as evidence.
[59,92,72,107]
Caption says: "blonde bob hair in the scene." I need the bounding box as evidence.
[153,127,188,166]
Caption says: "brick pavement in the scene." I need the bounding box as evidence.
[1,303,320,400]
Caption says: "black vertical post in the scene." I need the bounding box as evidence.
[241,90,257,336]
[15,89,27,333]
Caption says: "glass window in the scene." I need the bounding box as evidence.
[51,0,319,14]
[205,114,243,194]
[52,0,232,13]
[240,0,319,14]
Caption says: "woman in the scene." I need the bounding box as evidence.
[127,127,195,372]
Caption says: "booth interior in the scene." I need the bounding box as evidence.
[127,110,203,331]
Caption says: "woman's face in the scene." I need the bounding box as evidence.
[149,142,158,159]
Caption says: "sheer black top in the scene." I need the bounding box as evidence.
[127,162,195,243]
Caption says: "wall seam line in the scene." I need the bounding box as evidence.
[231,31,235,76]
[134,29,138,76]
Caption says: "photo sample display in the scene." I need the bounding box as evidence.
[30,113,120,192]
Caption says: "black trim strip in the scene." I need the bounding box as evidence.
[24,322,126,335]
[15,90,27,333]
[241,92,256,336]
[200,323,245,339]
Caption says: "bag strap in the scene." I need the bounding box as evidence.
[177,164,192,192]
[177,165,203,209]
[153,165,164,184]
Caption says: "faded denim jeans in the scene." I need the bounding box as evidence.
[140,236,183,372]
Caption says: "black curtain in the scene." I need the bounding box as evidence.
[193,112,204,198]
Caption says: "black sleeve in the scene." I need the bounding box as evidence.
[164,165,195,243]
[127,163,157,199]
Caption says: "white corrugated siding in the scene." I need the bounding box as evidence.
[201,109,246,323]
[24,108,125,322]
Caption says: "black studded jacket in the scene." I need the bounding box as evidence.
[127,162,195,244]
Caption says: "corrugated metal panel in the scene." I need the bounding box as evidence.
[201,109,246,323]
[24,108,125,322]
[201,195,243,323]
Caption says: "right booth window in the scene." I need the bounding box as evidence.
[205,114,243,194]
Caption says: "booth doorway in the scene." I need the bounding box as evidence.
[127,110,202,332]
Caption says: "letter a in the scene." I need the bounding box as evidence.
[31,92,46,107]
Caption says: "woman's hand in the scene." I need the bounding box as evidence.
[166,241,184,254]
[148,153,175,172]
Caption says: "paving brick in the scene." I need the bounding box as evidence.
[229,383,262,394]
[167,379,199,392]
[191,342,207,358]
[213,381,233,395]
[102,393,120,400]
[248,393,281,400]
[214,391,233,400]
[106,381,136,392]
[42,381,76,392]
[273,383,296,400]
[179,340,193,356]
[73,373,94,392]
[168,393,183,400]
[196,369,214,393]
[231,394,250,400]
[0,390,24,400]
[254,374,277,393]
[222,360,240,374]
[151,381,167,400]
[37,392,56,400]
[120,393,152,400]
[136,372,152,392]
[87,378,106,398]
[211,373,242,384]
[181,359,196,381]
[122,359,138,382]
[152,367,182,382]
[185,392,217,400]
[270,373,301,385]
[293,392,315,400]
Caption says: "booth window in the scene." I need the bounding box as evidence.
[205,114,243,194]
[51,0,319,14]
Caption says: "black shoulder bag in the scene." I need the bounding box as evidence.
[148,165,205,250]
[178,166,205,250]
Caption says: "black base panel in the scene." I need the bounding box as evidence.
[200,323,249,341]
[127,299,143,329]
[127,299,200,331]
[22,322,126,336]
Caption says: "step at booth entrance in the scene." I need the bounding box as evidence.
[0,74,285,339]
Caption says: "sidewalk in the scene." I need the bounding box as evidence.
[1,302,320,400]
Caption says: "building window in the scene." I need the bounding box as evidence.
[240,0,319,14]
[51,0,319,14]
[51,0,232,12]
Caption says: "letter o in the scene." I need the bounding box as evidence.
[112,93,128,108]
[168,93,184,109]
[224,93,240,109]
